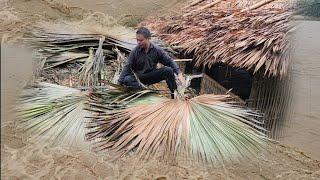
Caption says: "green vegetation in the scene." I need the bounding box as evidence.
[297,0,320,17]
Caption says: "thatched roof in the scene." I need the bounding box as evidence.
[141,0,293,77]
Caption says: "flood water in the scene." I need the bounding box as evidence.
[279,20,320,160]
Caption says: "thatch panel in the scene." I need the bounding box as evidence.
[142,0,293,77]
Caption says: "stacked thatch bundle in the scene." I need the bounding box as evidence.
[142,0,293,77]
[24,22,178,87]
[23,23,136,87]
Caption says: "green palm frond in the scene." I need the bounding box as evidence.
[86,87,157,111]
[17,83,91,148]
[86,94,268,165]
[16,82,157,148]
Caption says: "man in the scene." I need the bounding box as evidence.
[118,27,185,99]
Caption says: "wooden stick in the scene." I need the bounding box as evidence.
[198,0,225,11]
[240,0,276,12]
[220,0,277,20]
[174,59,193,62]
[183,0,224,16]
[186,0,206,8]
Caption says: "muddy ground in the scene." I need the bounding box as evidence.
[1,0,320,179]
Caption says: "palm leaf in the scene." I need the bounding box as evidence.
[78,37,106,86]
[16,83,91,148]
[86,94,268,165]
[23,23,135,72]
[16,82,157,148]
[110,47,126,84]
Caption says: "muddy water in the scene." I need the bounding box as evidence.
[279,20,320,160]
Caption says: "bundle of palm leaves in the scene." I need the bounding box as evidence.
[24,23,178,87]
[24,23,176,70]
[86,92,268,164]
[142,0,293,77]
[24,25,135,70]
[79,37,106,86]
[17,82,268,165]
[16,82,157,146]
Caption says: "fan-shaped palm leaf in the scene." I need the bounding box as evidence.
[16,83,91,147]
[16,82,156,148]
[86,93,268,165]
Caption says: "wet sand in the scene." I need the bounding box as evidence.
[1,0,320,179]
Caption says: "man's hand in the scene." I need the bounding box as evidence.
[177,73,186,87]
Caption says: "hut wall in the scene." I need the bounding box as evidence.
[247,70,293,139]
[200,66,293,139]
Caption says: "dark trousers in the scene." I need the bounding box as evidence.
[123,67,177,98]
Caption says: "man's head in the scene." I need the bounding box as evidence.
[136,27,151,49]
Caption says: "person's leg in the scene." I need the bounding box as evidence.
[138,67,177,98]
[123,75,143,89]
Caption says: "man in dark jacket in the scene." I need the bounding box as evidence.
[118,27,185,99]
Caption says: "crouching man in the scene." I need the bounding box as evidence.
[117,27,185,99]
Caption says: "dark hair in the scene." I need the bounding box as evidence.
[136,27,151,39]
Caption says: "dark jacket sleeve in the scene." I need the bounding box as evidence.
[158,48,181,75]
[118,50,135,84]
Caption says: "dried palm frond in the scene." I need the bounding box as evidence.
[142,0,293,77]
[16,82,91,148]
[78,40,130,86]
[109,47,126,84]
[24,22,178,69]
[78,37,106,86]
[16,81,268,164]
[24,23,178,88]
[25,24,136,52]
[43,52,88,70]
[23,24,136,71]
[86,93,268,165]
